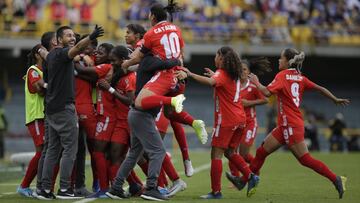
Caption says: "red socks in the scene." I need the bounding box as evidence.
[171,121,189,161]
[162,153,179,181]
[229,154,252,182]
[244,153,254,164]
[228,161,240,177]
[21,152,41,188]
[129,170,143,186]
[298,153,337,183]
[138,161,149,175]
[250,145,269,175]
[157,168,167,188]
[140,95,172,110]
[211,159,222,193]
[92,151,109,190]
[167,111,194,126]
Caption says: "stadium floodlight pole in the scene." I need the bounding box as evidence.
[164,0,184,22]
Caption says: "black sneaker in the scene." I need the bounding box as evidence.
[106,188,129,199]
[141,187,169,201]
[225,172,246,191]
[36,189,56,200]
[57,188,83,200]
[334,176,347,199]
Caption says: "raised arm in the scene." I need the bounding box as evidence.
[184,68,216,86]
[248,73,272,97]
[68,25,104,59]
[313,84,350,106]
[122,48,144,69]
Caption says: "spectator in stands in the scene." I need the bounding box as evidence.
[329,113,348,152]
[25,0,38,32]
[49,0,66,27]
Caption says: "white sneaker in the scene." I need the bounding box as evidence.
[171,94,186,113]
[184,160,194,177]
[192,120,208,144]
[166,179,187,197]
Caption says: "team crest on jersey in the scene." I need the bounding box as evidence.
[248,87,252,92]
[31,70,39,78]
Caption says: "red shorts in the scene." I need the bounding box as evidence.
[271,125,305,146]
[111,119,130,145]
[76,104,97,140]
[240,120,258,147]
[94,115,116,142]
[143,68,178,96]
[155,110,170,134]
[211,124,245,149]
[26,119,44,147]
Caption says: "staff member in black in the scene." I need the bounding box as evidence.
[37,25,104,200]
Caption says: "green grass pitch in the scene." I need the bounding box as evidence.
[0,151,359,203]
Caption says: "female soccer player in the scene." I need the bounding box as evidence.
[248,48,349,199]
[227,58,270,178]
[183,46,259,199]
[18,44,46,197]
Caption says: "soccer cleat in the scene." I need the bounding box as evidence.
[141,187,169,201]
[334,176,347,199]
[158,186,169,195]
[86,190,108,198]
[17,186,33,197]
[171,94,186,113]
[184,160,194,177]
[192,120,208,144]
[225,172,246,191]
[200,192,223,199]
[57,188,83,200]
[167,179,187,197]
[247,173,260,197]
[74,187,93,197]
[36,189,56,200]
[129,183,144,197]
[106,188,128,199]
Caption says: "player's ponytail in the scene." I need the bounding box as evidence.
[218,46,242,81]
[284,48,305,73]
[164,0,183,22]
[27,44,42,68]
[243,57,271,75]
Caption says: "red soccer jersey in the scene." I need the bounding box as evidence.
[27,68,42,94]
[75,78,93,105]
[95,64,114,116]
[241,80,265,124]
[142,21,184,60]
[267,69,316,127]
[114,72,136,120]
[211,69,246,127]
[135,39,144,49]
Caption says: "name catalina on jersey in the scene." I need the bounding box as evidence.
[154,25,177,34]
[286,74,303,81]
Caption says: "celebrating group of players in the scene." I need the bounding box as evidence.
[19,2,349,201]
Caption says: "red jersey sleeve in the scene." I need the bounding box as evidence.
[28,69,42,85]
[95,64,112,79]
[303,76,317,90]
[124,73,136,92]
[267,73,283,94]
[211,69,226,87]
[142,32,152,51]
[254,86,265,99]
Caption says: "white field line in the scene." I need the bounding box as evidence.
[72,161,211,203]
